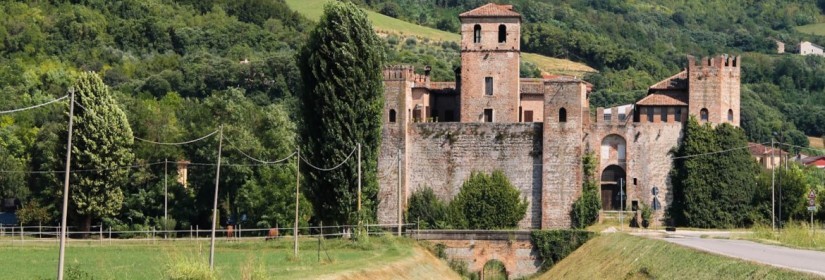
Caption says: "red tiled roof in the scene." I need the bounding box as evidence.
[649,70,688,91]
[459,3,520,18]
[801,155,825,165]
[748,143,787,156]
[635,92,689,106]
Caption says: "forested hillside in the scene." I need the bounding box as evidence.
[0,0,316,232]
[361,0,825,149]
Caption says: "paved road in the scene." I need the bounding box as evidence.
[660,235,825,277]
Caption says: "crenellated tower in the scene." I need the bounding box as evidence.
[458,3,521,123]
[687,55,741,126]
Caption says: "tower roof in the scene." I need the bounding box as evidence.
[636,92,688,106]
[459,3,521,18]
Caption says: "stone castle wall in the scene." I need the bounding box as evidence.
[402,122,543,228]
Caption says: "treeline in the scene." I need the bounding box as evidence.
[359,0,825,146]
[0,0,317,233]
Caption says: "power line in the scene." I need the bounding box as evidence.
[224,137,296,164]
[672,142,768,160]
[134,130,219,145]
[777,142,825,154]
[0,95,68,114]
[301,147,357,171]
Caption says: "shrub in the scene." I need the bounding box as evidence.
[450,170,528,229]
[571,153,600,229]
[165,255,217,280]
[531,230,595,271]
[407,187,449,229]
[640,202,652,228]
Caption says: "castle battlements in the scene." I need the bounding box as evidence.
[688,55,740,69]
[382,65,430,86]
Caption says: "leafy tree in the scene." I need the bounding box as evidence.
[449,170,528,229]
[571,152,600,229]
[297,1,386,226]
[775,164,812,223]
[66,72,135,233]
[669,118,762,228]
[406,187,449,229]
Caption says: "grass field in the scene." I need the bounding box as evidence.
[0,235,455,280]
[284,0,596,76]
[809,136,824,150]
[537,233,821,280]
[797,23,825,36]
[734,223,825,252]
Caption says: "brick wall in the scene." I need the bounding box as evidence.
[382,122,543,228]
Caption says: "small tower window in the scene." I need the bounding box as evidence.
[498,24,506,43]
[559,107,567,122]
[484,109,493,122]
[473,24,481,43]
[727,109,734,122]
[389,109,396,123]
[675,108,682,122]
[485,77,493,96]
[700,108,709,122]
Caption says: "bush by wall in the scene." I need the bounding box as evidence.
[530,230,595,271]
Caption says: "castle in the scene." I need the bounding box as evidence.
[377,3,740,228]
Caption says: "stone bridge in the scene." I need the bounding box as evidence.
[410,230,542,278]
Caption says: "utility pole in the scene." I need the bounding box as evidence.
[209,126,223,270]
[771,139,776,231]
[57,88,75,280]
[164,158,168,239]
[357,143,362,230]
[294,148,300,258]
[397,149,402,237]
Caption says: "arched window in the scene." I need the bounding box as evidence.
[389,109,396,123]
[473,24,481,43]
[559,107,567,122]
[498,24,506,43]
[727,109,733,122]
[700,108,709,122]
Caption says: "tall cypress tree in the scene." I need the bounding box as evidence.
[65,72,135,233]
[669,117,720,227]
[297,1,385,225]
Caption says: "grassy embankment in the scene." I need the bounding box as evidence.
[808,136,824,150]
[797,23,825,36]
[0,235,458,280]
[284,0,596,76]
[537,233,821,280]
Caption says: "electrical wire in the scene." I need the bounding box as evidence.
[300,147,357,171]
[672,142,769,160]
[224,137,296,164]
[0,95,68,114]
[134,130,219,145]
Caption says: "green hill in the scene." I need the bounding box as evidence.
[797,23,825,36]
[284,0,596,76]
[537,234,820,280]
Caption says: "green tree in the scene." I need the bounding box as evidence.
[406,187,449,229]
[297,1,385,226]
[450,171,528,229]
[669,118,762,228]
[571,152,600,229]
[67,72,135,234]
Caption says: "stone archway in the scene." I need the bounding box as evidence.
[600,165,626,211]
[481,259,508,280]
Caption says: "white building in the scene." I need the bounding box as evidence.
[799,41,824,56]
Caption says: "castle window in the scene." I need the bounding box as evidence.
[473,24,481,43]
[484,109,493,122]
[700,108,709,121]
[727,109,734,122]
[646,107,654,122]
[524,111,533,122]
[485,77,493,96]
[604,111,612,122]
[675,108,682,122]
[389,109,396,123]
[660,107,668,122]
[498,24,506,43]
[559,107,567,122]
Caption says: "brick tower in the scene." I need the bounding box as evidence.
[458,3,521,123]
[687,55,741,126]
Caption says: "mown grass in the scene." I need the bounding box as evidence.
[808,136,824,149]
[0,235,417,280]
[537,233,821,280]
[284,0,595,76]
[736,222,825,252]
[797,23,825,36]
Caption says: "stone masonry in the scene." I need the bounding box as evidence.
[376,3,741,229]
